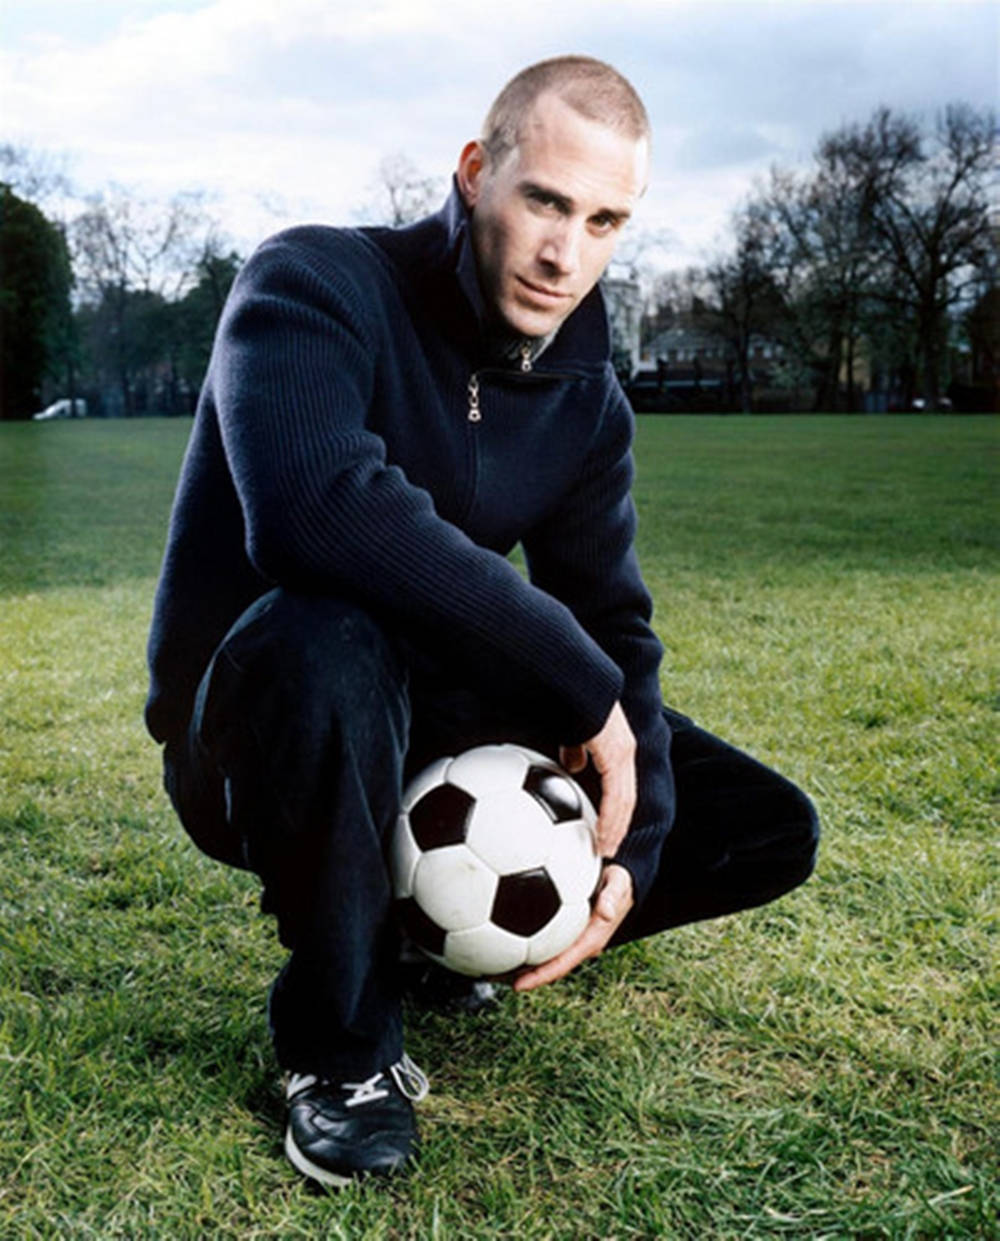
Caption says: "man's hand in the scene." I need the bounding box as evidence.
[510,703,638,992]
[559,700,636,858]
[513,863,634,991]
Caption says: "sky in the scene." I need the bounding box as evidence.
[1,0,997,268]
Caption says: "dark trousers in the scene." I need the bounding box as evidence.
[163,589,819,1079]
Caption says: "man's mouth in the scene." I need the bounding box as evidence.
[516,276,571,305]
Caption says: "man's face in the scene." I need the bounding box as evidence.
[458,93,649,338]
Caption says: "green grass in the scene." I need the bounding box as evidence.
[1,415,997,1238]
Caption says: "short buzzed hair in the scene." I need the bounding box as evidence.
[481,55,650,165]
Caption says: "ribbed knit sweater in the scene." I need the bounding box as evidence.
[146,185,674,903]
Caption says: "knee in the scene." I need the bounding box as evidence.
[236,591,399,693]
[246,589,396,671]
[782,783,821,888]
[199,591,407,749]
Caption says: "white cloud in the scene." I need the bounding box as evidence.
[1,0,995,261]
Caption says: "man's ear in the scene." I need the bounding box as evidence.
[456,140,487,208]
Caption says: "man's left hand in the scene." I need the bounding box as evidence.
[512,863,634,992]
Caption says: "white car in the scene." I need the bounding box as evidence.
[32,398,88,421]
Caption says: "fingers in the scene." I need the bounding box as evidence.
[512,922,604,991]
[594,750,635,857]
[513,865,634,992]
[561,702,636,855]
[559,743,587,774]
[594,865,632,919]
[586,703,636,858]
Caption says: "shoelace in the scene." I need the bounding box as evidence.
[287,1053,429,1107]
[389,1052,430,1102]
[342,1073,390,1108]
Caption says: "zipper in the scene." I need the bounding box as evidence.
[464,341,587,425]
[467,340,533,423]
[467,373,481,422]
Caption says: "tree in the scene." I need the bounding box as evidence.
[756,148,887,410]
[651,103,996,412]
[956,283,1000,409]
[696,208,785,412]
[174,247,242,407]
[829,104,995,407]
[0,143,72,207]
[0,144,83,407]
[70,187,219,415]
[359,153,444,227]
[72,186,209,302]
[0,184,73,419]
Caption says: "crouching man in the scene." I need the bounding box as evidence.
[147,55,818,1187]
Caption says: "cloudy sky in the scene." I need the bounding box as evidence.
[2,0,996,266]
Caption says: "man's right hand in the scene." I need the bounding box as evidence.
[559,700,636,858]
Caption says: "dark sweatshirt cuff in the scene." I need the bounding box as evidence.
[612,821,667,909]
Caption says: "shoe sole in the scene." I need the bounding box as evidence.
[284,1129,411,1188]
[284,1130,353,1188]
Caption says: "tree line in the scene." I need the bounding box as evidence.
[639,103,997,412]
[0,148,242,420]
[0,146,449,421]
[1,102,996,421]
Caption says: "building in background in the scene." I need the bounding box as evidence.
[601,265,643,382]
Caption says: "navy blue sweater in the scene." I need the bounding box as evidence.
[146,186,674,903]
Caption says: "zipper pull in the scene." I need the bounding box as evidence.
[467,373,482,422]
[519,341,533,373]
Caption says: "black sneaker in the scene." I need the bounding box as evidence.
[398,947,500,1015]
[284,1054,429,1187]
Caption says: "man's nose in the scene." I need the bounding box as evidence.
[538,221,582,276]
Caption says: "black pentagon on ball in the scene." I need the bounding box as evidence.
[523,765,582,823]
[491,867,561,937]
[409,783,475,850]
[396,897,447,957]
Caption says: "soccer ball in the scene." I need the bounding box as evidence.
[390,743,601,978]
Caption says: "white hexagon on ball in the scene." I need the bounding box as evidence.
[526,899,591,965]
[445,922,528,977]
[445,743,533,797]
[464,788,555,874]
[544,820,601,903]
[411,844,497,931]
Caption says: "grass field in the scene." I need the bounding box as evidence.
[1,415,997,1238]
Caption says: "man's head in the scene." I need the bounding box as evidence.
[457,56,650,339]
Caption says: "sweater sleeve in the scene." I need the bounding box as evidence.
[521,383,674,907]
[210,231,623,744]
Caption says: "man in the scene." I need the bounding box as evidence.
[146,56,818,1188]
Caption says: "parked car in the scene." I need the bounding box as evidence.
[32,398,88,421]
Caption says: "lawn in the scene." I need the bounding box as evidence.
[1,415,996,1238]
